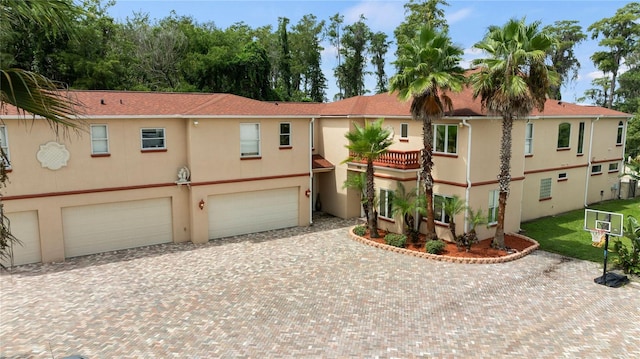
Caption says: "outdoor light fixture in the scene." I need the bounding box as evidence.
[198,199,205,210]
[193,120,199,126]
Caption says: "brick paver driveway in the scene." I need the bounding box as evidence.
[1,214,639,358]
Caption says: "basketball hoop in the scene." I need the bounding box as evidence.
[590,229,606,247]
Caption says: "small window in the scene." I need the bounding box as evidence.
[557,122,571,149]
[591,164,602,174]
[434,124,457,154]
[540,178,552,199]
[577,122,585,155]
[91,124,109,154]
[141,128,166,150]
[616,121,624,145]
[240,123,260,157]
[558,172,568,181]
[279,122,291,147]
[488,190,499,224]
[379,189,394,219]
[0,126,10,168]
[524,123,533,155]
[609,162,619,172]
[434,194,452,223]
[400,123,409,139]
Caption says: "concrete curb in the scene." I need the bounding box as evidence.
[348,227,540,264]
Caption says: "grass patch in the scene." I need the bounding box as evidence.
[521,198,640,262]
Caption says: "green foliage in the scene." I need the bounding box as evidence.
[426,239,445,254]
[391,182,426,243]
[612,215,640,274]
[442,195,466,238]
[384,233,407,248]
[543,20,587,100]
[353,225,367,237]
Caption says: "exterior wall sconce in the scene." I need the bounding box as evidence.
[193,120,199,126]
[305,189,311,197]
[198,199,205,210]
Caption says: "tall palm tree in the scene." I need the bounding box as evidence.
[344,118,393,238]
[389,25,465,240]
[470,18,558,249]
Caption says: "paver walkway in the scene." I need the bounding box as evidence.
[1,214,639,358]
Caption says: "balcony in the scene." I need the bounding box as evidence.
[350,150,421,170]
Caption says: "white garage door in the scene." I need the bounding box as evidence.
[62,198,172,258]
[209,187,298,239]
[1,211,41,266]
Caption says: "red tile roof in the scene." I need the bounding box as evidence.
[0,88,630,119]
[312,154,335,170]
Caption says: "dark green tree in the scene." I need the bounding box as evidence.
[543,20,587,100]
[336,15,371,98]
[370,31,391,94]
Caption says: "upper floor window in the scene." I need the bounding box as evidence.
[539,178,552,200]
[400,123,409,140]
[524,122,533,155]
[616,121,624,145]
[141,128,166,150]
[434,194,452,224]
[434,124,457,154]
[557,122,571,149]
[90,124,109,155]
[609,162,619,172]
[279,122,291,147]
[0,126,10,168]
[379,189,394,219]
[577,122,585,155]
[591,164,602,174]
[488,190,499,224]
[240,123,260,157]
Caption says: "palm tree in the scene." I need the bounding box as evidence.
[442,195,466,239]
[392,182,426,243]
[470,18,558,249]
[389,25,465,240]
[344,118,394,238]
[342,172,369,222]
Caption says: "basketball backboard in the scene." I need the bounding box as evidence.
[584,209,624,237]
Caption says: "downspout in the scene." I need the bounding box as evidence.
[462,118,472,233]
[309,117,315,225]
[584,116,601,207]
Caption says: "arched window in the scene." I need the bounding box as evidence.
[557,123,571,149]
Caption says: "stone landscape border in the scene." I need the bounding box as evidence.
[348,227,540,264]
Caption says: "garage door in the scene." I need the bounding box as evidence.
[1,211,41,266]
[209,187,298,239]
[62,198,172,258]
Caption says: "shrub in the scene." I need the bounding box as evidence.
[384,233,407,248]
[612,216,640,275]
[426,240,445,254]
[353,225,367,236]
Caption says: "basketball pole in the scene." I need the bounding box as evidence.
[602,233,609,284]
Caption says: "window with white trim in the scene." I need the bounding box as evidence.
[141,128,166,150]
[434,194,452,223]
[557,122,570,149]
[616,121,624,145]
[0,126,10,168]
[558,172,568,180]
[577,122,585,154]
[524,122,533,155]
[540,178,552,199]
[400,123,408,139]
[591,164,602,174]
[434,124,457,154]
[609,162,619,172]
[488,190,499,224]
[379,189,394,219]
[240,123,260,157]
[279,122,291,147]
[90,124,109,154]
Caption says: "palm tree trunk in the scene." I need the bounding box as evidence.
[366,159,379,238]
[423,117,437,240]
[494,115,513,249]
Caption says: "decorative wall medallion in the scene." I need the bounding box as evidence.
[36,141,70,170]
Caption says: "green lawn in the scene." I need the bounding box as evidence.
[520,198,640,262]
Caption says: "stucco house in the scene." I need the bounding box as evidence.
[0,88,631,266]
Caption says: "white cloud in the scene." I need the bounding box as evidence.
[343,1,405,33]
[586,71,605,80]
[446,7,473,24]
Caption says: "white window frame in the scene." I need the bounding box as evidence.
[539,178,552,199]
[524,122,533,155]
[434,194,452,224]
[608,162,619,172]
[433,124,457,154]
[0,126,10,169]
[90,124,109,154]
[240,123,261,157]
[488,190,499,225]
[379,188,394,219]
[577,122,585,155]
[279,122,291,147]
[400,123,409,139]
[140,128,166,150]
[616,121,624,145]
[591,164,602,174]
[558,172,568,181]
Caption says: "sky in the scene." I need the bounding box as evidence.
[107,0,634,103]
